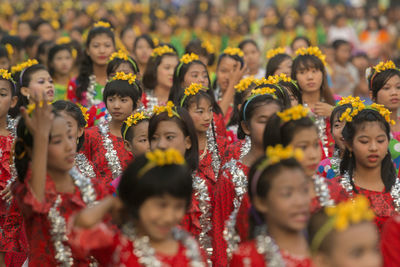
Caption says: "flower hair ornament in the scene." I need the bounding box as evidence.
[368,60,399,88]
[122,112,149,139]
[265,73,300,91]
[151,45,175,58]
[138,148,186,177]
[277,104,310,123]
[11,59,39,74]
[176,53,199,77]
[339,100,395,125]
[223,47,244,58]
[201,40,215,54]
[242,86,277,121]
[251,144,304,195]
[295,46,327,66]
[5,44,13,59]
[109,49,139,73]
[111,72,140,93]
[0,69,16,93]
[153,101,181,118]
[337,95,365,106]
[79,105,89,127]
[234,76,257,93]
[93,21,113,30]
[56,36,72,45]
[311,196,375,253]
[180,83,208,107]
[266,47,286,59]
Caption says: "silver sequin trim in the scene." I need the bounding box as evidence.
[312,174,334,207]
[255,227,285,267]
[75,153,96,179]
[99,122,122,180]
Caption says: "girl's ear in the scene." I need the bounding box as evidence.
[253,195,268,214]
[184,136,192,150]
[10,96,18,108]
[124,139,133,153]
[240,121,251,136]
[20,86,30,98]
[77,127,84,138]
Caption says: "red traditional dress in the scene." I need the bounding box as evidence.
[69,223,207,266]
[211,141,251,267]
[381,215,400,267]
[0,134,14,227]
[81,123,132,186]
[230,240,313,267]
[14,167,108,266]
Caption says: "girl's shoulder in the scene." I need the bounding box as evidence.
[230,240,265,267]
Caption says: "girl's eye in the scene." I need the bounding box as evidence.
[377,139,386,143]
[0,93,7,97]
[166,135,175,141]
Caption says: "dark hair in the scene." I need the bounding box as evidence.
[102,80,142,110]
[278,80,302,104]
[339,109,395,193]
[227,80,258,127]
[330,104,352,133]
[0,72,16,97]
[255,83,291,109]
[185,39,215,66]
[36,40,54,64]
[179,89,213,110]
[142,52,178,90]
[148,108,199,172]
[52,100,86,151]
[292,54,335,106]
[133,34,155,52]
[263,114,316,150]
[332,39,350,50]
[169,60,222,114]
[0,45,8,60]
[75,26,115,100]
[47,44,73,77]
[290,36,311,51]
[0,35,24,52]
[121,118,149,142]
[307,209,335,254]
[238,39,259,52]
[213,53,245,90]
[265,53,292,77]
[238,94,283,140]
[118,153,193,220]
[24,34,40,50]
[368,68,400,100]
[106,56,140,78]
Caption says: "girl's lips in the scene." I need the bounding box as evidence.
[367,155,379,163]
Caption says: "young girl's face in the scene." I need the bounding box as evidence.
[59,111,84,143]
[23,70,55,102]
[332,113,346,152]
[150,120,191,156]
[0,56,10,70]
[138,194,187,241]
[187,97,213,134]
[376,74,400,111]
[0,80,16,118]
[259,167,310,232]
[182,63,209,88]
[290,127,321,176]
[321,222,381,267]
[86,33,115,66]
[242,43,260,71]
[52,49,74,76]
[274,58,292,77]
[157,55,178,89]
[106,95,134,122]
[109,62,135,79]
[134,38,152,65]
[47,116,76,173]
[128,121,150,157]
[350,121,388,170]
[296,66,323,94]
[216,57,239,92]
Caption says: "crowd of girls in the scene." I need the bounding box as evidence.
[1,13,400,267]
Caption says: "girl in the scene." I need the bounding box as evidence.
[69,149,207,266]
[121,111,150,158]
[13,96,107,266]
[81,72,141,186]
[185,39,215,69]
[132,34,155,78]
[265,47,292,77]
[309,196,381,267]
[142,45,179,111]
[0,46,11,70]
[266,73,302,106]
[334,102,399,231]
[47,44,75,101]
[67,21,116,108]
[106,49,140,79]
[367,60,400,140]
[230,145,313,266]
[211,89,282,266]
[292,46,336,158]
[238,39,264,79]
[179,84,227,259]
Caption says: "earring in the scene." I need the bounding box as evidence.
[76,139,79,144]
[27,94,30,100]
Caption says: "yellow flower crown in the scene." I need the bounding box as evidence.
[373,60,398,73]
[152,38,160,47]
[277,104,310,122]
[56,36,72,45]
[180,53,199,64]
[235,76,257,93]
[5,44,13,58]
[266,47,286,59]
[151,45,175,57]
[11,59,39,74]
[337,95,365,106]
[79,105,89,127]
[311,196,374,253]
[138,148,185,177]
[250,87,276,97]
[223,47,244,58]
[0,69,13,82]
[112,72,137,85]
[201,40,215,54]
[295,46,327,66]
[109,49,129,61]
[153,101,181,118]
[339,101,395,125]
[123,112,149,139]
[93,21,112,29]
[180,83,208,106]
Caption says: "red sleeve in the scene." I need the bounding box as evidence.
[230,241,265,267]
[67,78,78,103]
[381,215,400,267]
[213,112,227,138]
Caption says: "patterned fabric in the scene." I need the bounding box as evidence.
[381,215,400,267]
[389,138,400,175]
[230,240,313,267]
[14,170,109,266]
[318,157,340,180]
[81,125,133,186]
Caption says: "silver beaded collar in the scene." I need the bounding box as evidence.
[6,115,18,186]
[86,74,99,108]
[75,153,96,179]
[122,223,205,267]
[312,174,335,207]
[48,167,97,266]
[255,226,286,267]
[206,124,221,179]
[98,122,122,180]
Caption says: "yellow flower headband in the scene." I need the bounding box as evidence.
[373,60,397,73]
[153,101,181,118]
[11,59,39,74]
[109,49,129,61]
[337,95,365,106]
[295,46,327,66]
[56,36,72,45]
[79,105,89,127]
[277,104,310,123]
[250,87,276,96]
[311,196,374,253]
[0,69,13,82]
[266,47,286,59]
[266,73,293,84]
[251,144,304,195]
[138,148,186,177]
[223,47,244,58]
[151,45,175,58]
[180,83,208,107]
[201,40,215,54]
[176,53,199,76]
[112,72,137,85]
[235,76,257,93]
[339,101,395,125]
[123,112,149,140]
[93,21,112,29]
[5,44,13,59]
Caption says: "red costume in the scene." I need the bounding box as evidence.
[381,215,400,267]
